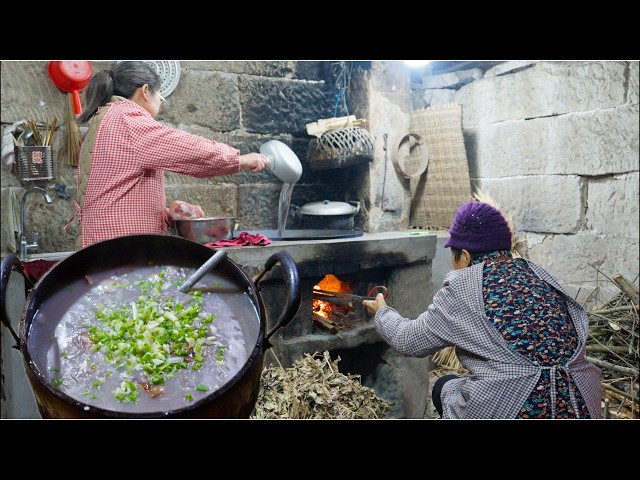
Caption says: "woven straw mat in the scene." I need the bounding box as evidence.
[406,103,472,230]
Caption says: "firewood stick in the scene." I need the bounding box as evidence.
[586,355,639,376]
[602,390,638,419]
[313,314,338,333]
[586,345,630,353]
[613,274,639,306]
[602,383,640,404]
[602,400,638,419]
[590,306,638,315]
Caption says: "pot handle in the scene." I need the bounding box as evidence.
[253,250,301,346]
[1,253,31,347]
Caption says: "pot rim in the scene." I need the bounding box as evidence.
[173,216,236,222]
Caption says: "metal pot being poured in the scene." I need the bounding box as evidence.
[260,140,303,184]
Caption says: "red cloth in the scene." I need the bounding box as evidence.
[22,259,59,282]
[205,232,272,248]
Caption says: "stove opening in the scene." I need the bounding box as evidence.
[311,273,381,334]
[312,274,352,332]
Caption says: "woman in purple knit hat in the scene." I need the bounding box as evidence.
[364,201,602,419]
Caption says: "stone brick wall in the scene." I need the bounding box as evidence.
[414,60,639,304]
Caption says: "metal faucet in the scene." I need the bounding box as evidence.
[19,187,53,261]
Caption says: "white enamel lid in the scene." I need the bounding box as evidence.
[299,200,357,216]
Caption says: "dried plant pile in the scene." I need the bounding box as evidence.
[251,351,393,419]
[585,273,639,419]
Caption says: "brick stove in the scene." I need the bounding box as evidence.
[222,231,437,418]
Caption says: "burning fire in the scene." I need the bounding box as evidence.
[313,274,352,319]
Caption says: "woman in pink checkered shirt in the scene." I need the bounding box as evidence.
[69,61,269,248]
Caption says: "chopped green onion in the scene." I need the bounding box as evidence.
[84,268,221,404]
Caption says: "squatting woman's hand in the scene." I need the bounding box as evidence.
[363,292,387,315]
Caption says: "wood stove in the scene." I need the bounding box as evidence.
[222,231,437,418]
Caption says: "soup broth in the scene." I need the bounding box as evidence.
[27,264,260,414]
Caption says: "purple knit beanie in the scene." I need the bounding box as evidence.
[444,201,512,252]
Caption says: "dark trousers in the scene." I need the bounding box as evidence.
[432,374,460,418]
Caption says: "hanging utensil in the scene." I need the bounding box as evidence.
[19,130,33,146]
[48,61,92,115]
[66,94,80,166]
[380,133,389,210]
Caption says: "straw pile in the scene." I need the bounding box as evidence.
[251,351,392,419]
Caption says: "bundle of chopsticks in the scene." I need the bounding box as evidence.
[14,117,58,147]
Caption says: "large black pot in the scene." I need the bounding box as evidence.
[0,234,301,419]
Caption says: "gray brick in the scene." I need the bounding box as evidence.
[466,104,639,177]
[159,70,240,130]
[523,232,639,304]
[457,61,628,126]
[587,172,639,236]
[475,176,583,234]
[239,76,335,135]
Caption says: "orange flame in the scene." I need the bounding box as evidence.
[312,274,352,319]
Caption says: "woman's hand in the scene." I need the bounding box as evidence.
[163,207,176,230]
[362,292,387,315]
[239,153,269,172]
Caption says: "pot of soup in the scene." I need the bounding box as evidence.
[0,234,301,419]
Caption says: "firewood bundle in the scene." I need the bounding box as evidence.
[585,274,639,419]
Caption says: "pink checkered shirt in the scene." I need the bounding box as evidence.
[72,99,240,248]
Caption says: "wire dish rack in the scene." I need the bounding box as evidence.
[14,146,53,181]
[307,126,374,170]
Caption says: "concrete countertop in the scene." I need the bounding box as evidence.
[12,230,438,264]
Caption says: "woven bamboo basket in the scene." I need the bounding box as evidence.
[307,126,374,170]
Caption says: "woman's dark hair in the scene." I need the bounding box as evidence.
[451,247,497,263]
[78,61,161,123]
[451,247,465,263]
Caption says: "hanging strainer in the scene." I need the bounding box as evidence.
[143,61,181,98]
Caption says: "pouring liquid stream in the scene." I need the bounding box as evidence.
[278,182,295,239]
[260,140,303,240]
